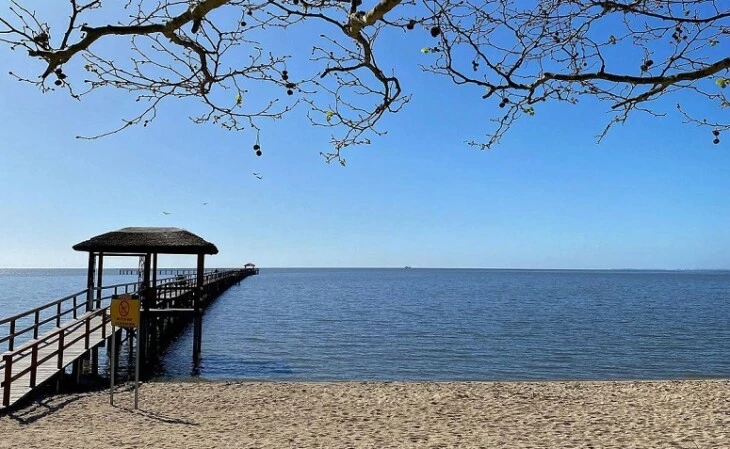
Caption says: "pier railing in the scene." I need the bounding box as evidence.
[118,268,219,276]
[2,278,160,354]
[2,307,110,405]
[0,269,257,354]
[1,267,258,409]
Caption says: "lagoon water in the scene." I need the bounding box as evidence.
[2,268,730,381]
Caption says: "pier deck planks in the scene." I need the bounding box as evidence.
[0,315,114,411]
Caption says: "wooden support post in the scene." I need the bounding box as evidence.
[71,359,80,384]
[96,253,104,309]
[56,331,65,392]
[113,329,121,380]
[137,253,154,364]
[86,252,96,312]
[138,310,146,369]
[127,328,134,376]
[91,346,99,377]
[152,253,158,302]
[193,253,205,361]
[143,254,152,307]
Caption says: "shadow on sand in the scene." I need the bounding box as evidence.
[116,406,198,425]
[4,392,90,425]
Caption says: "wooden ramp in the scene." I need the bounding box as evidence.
[1,311,114,410]
[1,268,257,412]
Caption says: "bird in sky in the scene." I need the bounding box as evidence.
[162,211,171,215]
[203,202,209,206]
[253,172,263,180]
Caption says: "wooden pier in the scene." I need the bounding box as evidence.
[118,268,209,276]
[0,227,259,412]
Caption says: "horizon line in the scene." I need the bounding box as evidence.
[2,266,729,272]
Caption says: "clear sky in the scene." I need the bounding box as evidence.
[1,5,729,269]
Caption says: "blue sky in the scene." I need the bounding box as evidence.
[1,5,729,269]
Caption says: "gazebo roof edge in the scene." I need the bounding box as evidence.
[73,227,219,255]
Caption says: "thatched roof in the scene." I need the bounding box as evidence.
[73,227,219,255]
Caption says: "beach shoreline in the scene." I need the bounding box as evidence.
[2,379,729,448]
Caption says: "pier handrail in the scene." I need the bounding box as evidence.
[0,274,209,353]
[1,308,108,374]
[0,270,254,353]
[1,307,110,406]
[0,267,257,409]
[0,289,91,353]
[0,289,88,326]
[0,269,244,352]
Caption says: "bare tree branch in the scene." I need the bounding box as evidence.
[1,0,728,158]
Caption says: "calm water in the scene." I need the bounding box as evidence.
[2,268,730,381]
[0,269,134,319]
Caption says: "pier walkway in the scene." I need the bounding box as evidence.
[0,268,256,410]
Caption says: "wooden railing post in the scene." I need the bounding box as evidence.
[33,310,40,339]
[102,311,107,339]
[8,321,15,351]
[73,296,77,319]
[30,345,38,388]
[57,332,65,370]
[85,316,91,349]
[56,303,62,327]
[3,353,12,407]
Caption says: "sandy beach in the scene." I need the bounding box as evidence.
[1,380,729,448]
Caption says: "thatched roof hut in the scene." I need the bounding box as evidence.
[73,226,221,362]
[73,227,218,255]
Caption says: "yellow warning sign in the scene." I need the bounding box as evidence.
[111,295,140,328]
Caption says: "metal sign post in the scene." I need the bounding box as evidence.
[109,294,141,408]
[135,325,140,409]
[110,323,116,405]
